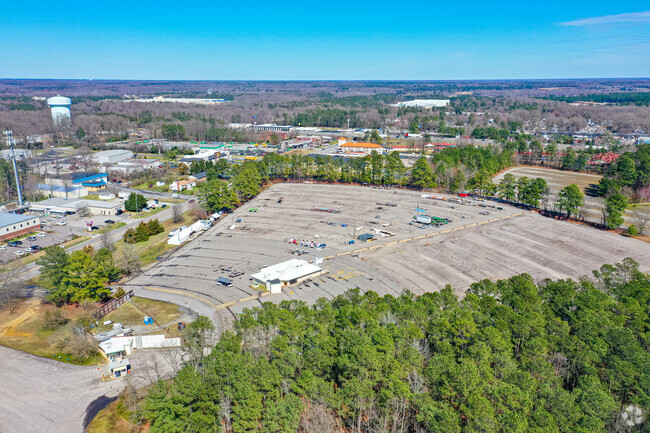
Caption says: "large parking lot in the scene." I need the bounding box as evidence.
[126,183,650,322]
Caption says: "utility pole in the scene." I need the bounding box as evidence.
[4,131,24,207]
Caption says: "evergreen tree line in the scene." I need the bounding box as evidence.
[197,146,514,213]
[124,219,164,244]
[37,245,121,304]
[140,259,649,433]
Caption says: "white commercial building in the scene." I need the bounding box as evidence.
[251,259,324,293]
[112,158,160,173]
[95,149,134,164]
[391,99,450,108]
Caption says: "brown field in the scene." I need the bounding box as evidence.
[494,166,649,229]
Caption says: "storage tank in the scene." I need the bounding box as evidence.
[46,95,72,125]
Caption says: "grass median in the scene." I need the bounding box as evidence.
[96,222,126,234]
[114,211,197,265]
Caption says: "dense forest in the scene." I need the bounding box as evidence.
[543,92,650,106]
[139,259,649,433]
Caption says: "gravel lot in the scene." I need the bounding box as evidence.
[126,183,649,325]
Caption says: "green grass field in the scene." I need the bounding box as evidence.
[127,206,166,219]
[96,222,126,234]
[132,182,169,193]
[114,211,197,265]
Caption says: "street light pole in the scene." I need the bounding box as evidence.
[4,131,24,207]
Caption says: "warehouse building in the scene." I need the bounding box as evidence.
[45,172,108,192]
[251,259,324,293]
[0,213,41,242]
[95,149,134,164]
[30,197,123,216]
[37,183,88,198]
[390,99,450,108]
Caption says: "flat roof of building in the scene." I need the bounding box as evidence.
[251,259,321,283]
[96,149,133,156]
[0,213,39,227]
[31,197,123,210]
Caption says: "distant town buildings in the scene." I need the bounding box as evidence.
[132,96,226,105]
[338,139,384,156]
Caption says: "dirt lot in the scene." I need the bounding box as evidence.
[126,183,650,323]
[493,166,649,229]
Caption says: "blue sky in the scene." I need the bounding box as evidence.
[1,1,649,80]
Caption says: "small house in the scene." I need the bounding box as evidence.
[169,179,196,192]
[189,172,207,183]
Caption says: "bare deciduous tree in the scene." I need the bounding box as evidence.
[0,268,22,313]
[119,244,141,275]
[300,401,339,433]
[77,201,90,217]
[75,147,97,172]
[633,211,649,234]
[172,204,183,223]
[100,231,113,251]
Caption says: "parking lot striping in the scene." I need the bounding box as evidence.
[324,211,529,261]
[143,286,221,309]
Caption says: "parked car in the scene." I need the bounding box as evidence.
[90,226,99,231]
[104,220,116,224]
[25,247,36,253]
[26,236,37,241]
[161,204,167,208]
[57,220,67,226]
[116,209,124,215]
[8,241,23,247]
[0,245,6,250]
[36,232,46,237]
[14,251,25,256]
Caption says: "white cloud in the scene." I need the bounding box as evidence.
[560,11,650,26]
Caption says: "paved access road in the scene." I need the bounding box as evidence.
[0,344,182,433]
[0,345,122,433]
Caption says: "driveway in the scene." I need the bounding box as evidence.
[0,346,122,433]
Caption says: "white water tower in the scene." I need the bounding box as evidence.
[46,95,72,125]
